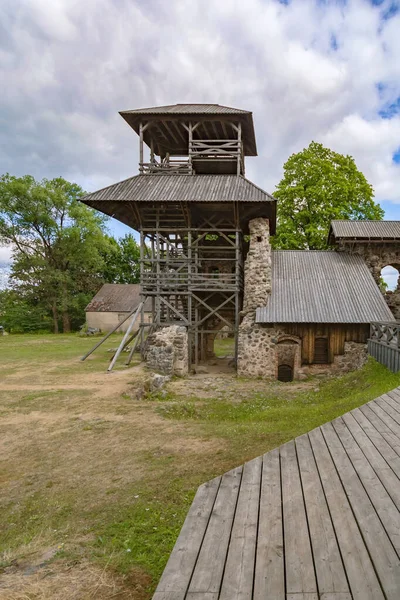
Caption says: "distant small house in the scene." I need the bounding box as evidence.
[85,284,151,333]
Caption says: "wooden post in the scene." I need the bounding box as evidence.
[188,122,193,175]
[139,122,144,172]
[107,302,143,372]
[237,122,241,176]
[80,304,141,362]
[150,137,154,164]
[140,229,145,355]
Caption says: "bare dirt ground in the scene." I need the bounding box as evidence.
[0,339,227,599]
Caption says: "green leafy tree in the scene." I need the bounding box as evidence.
[273,141,384,250]
[101,234,140,284]
[0,289,53,333]
[0,174,111,333]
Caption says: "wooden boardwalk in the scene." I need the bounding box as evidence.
[152,388,400,600]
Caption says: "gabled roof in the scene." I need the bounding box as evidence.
[85,284,151,313]
[256,251,395,324]
[119,103,250,115]
[329,220,400,243]
[119,103,257,156]
[82,174,275,203]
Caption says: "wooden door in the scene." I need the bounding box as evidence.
[314,337,329,364]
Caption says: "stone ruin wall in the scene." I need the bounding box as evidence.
[337,241,400,320]
[146,325,188,377]
[238,217,274,377]
[242,218,272,316]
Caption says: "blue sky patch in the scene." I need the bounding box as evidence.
[379,97,400,119]
[393,148,400,164]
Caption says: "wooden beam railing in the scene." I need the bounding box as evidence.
[368,321,400,372]
[141,271,242,291]
[190,139,241,159]
[369,322,400,347]
[140,160,192,175]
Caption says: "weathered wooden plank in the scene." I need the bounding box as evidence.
[366,400,400,439]
[253,448,284,600]
[152,477,221,599]
[322,422,400,599]
[359,403,400,456]
[383,392,400,415]
[376,396,400,426]
[187,466,242,596]
[334,415,400,551]
[286,594,319,600]
[219,457,262,600]
[309,427,384,599]
[295,434,350,596]
[387,389,400,407]
[185,593,218,600]
[351,407,400,479]
[280,441,318,596]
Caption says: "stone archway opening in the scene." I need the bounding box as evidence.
[381,264,400,320]
[381,265,400,293]
[276,335,301,381]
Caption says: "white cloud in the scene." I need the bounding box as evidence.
[0,246,13,263]
[1,0,400,214]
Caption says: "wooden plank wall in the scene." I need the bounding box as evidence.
[368,339,400,373]
[285,324,369,365]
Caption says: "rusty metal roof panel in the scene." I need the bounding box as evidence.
[256,251,395,324]
[119,103,250,115]
[86,284,151,313]
[330,220,400,240]
[82,175,275,203]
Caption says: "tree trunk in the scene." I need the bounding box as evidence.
[62,310,71,333]
[61,281,71,333]
[51,303,59,334]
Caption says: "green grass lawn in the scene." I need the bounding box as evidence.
[1,333,400,599]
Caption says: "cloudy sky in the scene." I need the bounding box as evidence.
[1,0,400,278]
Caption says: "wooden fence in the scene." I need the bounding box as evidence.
[368,322,400,373]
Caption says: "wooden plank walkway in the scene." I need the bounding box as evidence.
[152,388,400,600]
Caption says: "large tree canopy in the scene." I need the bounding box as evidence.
[272,141,384,250]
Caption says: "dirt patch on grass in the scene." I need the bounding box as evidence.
[0,559,150,600]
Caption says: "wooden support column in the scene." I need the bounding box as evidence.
[188,122,193,175]
[139,229,145,355]
[139,122,144,173]
[237,122,241,176]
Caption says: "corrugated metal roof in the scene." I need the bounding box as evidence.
[119,103,250,115]
[256,251,395,324]
[82,175,275,203]
[86,284,151,313]
[330,220,400,240]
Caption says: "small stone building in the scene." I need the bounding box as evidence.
[237,218,396,381]
[85,284,151,332]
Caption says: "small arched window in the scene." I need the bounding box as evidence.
[314,338,329,364]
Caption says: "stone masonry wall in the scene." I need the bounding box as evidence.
[242,218,272,315]
[146,325,188,377]
[237,319,284,378]
[238,322,368,380]
[337,241,400,319]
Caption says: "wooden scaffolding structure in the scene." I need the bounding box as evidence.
[81,103,276,368]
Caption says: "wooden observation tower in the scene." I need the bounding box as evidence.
[83,104,276,367]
